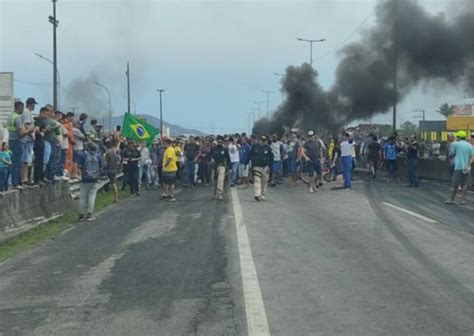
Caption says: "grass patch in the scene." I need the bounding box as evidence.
[0,185,130,263]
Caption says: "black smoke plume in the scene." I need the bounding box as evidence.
[254,0,474,135]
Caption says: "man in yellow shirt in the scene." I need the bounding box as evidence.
[162,137,178,201]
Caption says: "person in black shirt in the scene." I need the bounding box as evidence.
[367,135,381,179]
[210,136,231,200]
[122,141,141,196]
[406,135,419,187]
[248,136,273,201]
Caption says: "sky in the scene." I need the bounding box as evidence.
[0,0,468,134]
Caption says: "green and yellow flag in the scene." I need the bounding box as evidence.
[122,113,159,143]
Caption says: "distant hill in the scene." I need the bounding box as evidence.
[95,114,206,136]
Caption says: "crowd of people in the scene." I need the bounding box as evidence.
[2,99,473,222]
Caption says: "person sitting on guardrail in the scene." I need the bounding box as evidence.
[77,142,103,222]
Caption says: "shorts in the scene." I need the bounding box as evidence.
[272,161,281,173]
[307,160,322,177]
[335,158,343,175]
[162,172,176,185]
[74,150,84,164]
[107,171,117,184]
[452,170,471,189]
[22,141,33,164]
[288,159,297,174]
[239,164,249,178]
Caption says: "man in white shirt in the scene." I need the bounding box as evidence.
[270,135,283,186]
[340,132,354,189]
[21,97,37,184]
[228,137,240,187]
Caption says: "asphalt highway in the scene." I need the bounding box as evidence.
[0,174,473,335]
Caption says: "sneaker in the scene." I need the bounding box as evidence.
[444,200,454,205]
[14,185,25,190]
[309,188,314,193]
[43,178,52,183]
[78,214,86,222]
[168,197,176,202]
[86,213,96,221]
[53,176,61,181]
[260,195,266,201]
[254,196,261,202]
[217,195,224,201]
[61,176,70,181]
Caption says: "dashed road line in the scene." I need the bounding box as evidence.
[230,188,270,336]
[383,202,438,223]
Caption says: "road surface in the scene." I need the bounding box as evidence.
[1,175,473,335]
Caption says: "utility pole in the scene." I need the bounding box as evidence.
[126,62,131,114]
[157,89,165,137]
[392,0,398,133]
[35,53,61,108]
[249,108,257,134]
[49,0,59,109]
[261,90,274,118]
[413,109,425,121]
[253,101,264,119]
[296,37,326,67]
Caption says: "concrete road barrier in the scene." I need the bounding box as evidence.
[0,182,76,241]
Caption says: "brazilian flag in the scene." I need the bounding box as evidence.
[122,113,159,143]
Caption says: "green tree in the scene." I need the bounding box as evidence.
[400,121,418,138]
[437,103,453,118]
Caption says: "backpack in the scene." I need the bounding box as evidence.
[83,151,100,182]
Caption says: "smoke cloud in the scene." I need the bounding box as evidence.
[254,0,474,135]
[62,73,109,118]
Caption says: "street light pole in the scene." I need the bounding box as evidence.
[261,90,274,118]
[93,81,112,131]
[157,89,165,137]
[126,62,131,114]
[253,101,264,119]
[35,53,61,108]
[296,37,326,67]
[48,0,59,109]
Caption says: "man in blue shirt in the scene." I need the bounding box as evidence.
[239,137,251,188]
[445,131,474,205]
[77,142,103,221]
[383,137,398,179]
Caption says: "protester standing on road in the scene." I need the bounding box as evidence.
[183,136,201,187]
[239,136,251,189]
[287,132,300,186]
[330,137,344,190]
[139,142,152,190]
[444,131,474,205]
[367,135,381,179]
[104,141,120,203]
[270,135,283,186]
[123,141,141,196]
[7,101,29,190]
[383,136,399,180]
[340,132,353,189]
[210,136,231,200]
[77,142,102,222]
[228,137,240,187]
[303,131,323,193]
[248,135,273,201]
[162,137,178,201]
[406,135,419,188]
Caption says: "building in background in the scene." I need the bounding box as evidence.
[0,72,14,128]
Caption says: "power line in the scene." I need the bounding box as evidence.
[14,79,52,85]
[314,2,385,61]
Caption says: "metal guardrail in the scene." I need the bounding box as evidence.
[69,173,123,200]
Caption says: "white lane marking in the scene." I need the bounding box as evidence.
[383,202,438,223]
[231,188,271,336]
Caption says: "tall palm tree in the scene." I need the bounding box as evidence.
[437,103,453,118]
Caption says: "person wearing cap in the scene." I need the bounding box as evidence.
[444,130,474,205]
[20,97,38,185]
[210,136,231,200]
[406,135,419,188]
[247,135,273,201]
[303,130,324,193]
